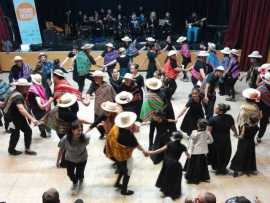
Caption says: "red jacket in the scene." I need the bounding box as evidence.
[164,60,178,80]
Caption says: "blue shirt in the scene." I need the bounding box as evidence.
[207,52,220,70]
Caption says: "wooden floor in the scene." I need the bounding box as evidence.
[0,73,270,203]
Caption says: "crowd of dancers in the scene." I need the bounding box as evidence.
[0,34,269,202]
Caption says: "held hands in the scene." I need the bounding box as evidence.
[31,118,39,126]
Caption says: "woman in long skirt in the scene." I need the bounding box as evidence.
[177,87,204,136]
[207,103,238,175]
[148,132,190,200]
[230,114,260,177]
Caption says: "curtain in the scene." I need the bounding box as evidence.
[224,0,270,70]
[0,4,9,42]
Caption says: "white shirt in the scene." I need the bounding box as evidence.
[188,130,213,155]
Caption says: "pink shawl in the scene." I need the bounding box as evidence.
[28,84,49,111]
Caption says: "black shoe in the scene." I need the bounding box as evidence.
[225,97,236,102]
[9,150,23,156]
[233,171,239,177]
[114,183,122,188]
[40,133,47,138]
[25,150,37,155]
[257,137,262,143]
[121,190,134,196]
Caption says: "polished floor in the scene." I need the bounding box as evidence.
[0,73,270,203]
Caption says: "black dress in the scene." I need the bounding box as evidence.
[156,141,187,200]
[208,114,234,173]
[134,74,144,118]
[146,51,157,79]
[181,98,204,136]
[230,124,259,173]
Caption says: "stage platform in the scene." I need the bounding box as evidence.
[0,50,229,71]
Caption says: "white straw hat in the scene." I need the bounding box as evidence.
[176,36,187,43]
[14,55,23,61]
[81,43,94,50]
[123,73,134,80]
[262,72,270,85]
[12,78,32,86]
[220,47,231,55]
[146,37,156,42]
[197,50,209,57]
[119,47,126,53]
[115,111,137,128]
[92,70,105,77]
[231,49,239,56]
[31,74,42,85]
[208,42,216,51]
[248,50,262,58]
[167,50,177,57]
[215,65,225,72]
[121,36,132,42]
[115,91,133,105]
[105,42,114,48]
[145,77,162,90]
[53,69,65,78]
[57,93,77,108]
[101,101,122,113]
[242,88,261,101]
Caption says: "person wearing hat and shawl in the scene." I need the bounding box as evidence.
[256,72,270,143]
[219,47,231,95]
[164,50,182,98]
[87,70,116,130]
[191,51,209,87]
[74,43,97,92]
[105,111,148,195]
[223,49,240,101]
[9,56,32,83]
[201,65,225,119]
[148,131,190,200]
[177,36,191,82]
[245,50,263,88]
[119,73,142,117]
[4,79,38,156]
[88,101,122,139]
[207,103,238,175]
[53,69,81,101]
[95,42,118,78]
[28,74,54,138]
[115,91,133,111]
[206,42,220,71]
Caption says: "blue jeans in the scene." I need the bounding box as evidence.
[187,26,200,43]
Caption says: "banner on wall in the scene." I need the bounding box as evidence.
[13,0,42,45]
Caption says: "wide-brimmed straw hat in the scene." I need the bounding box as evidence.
[231,49,239,56]
[39,52,47,57]
[145,77,162,90]
[119,47,126,53]
[167,50,177,57]
[115,111,137,128]
[53,69,65,78]
[101,101,122,113]
[258,63,270,76]
[12,78,32,86]
[31,74,42,85]
[215,65,225,72]
[176,36,187,43]
[220,47,231,55]
[57,93,77,108]
[208,42,216,51]
[242,88,261,102]
[115,91,133,105]
[248,50,262,58]
[123,73,134,80]
[121,36,132,42]
[105,42,114,48]
[81,43,94,50]
[14,55,23,61]
[262,72,270,85]
[146,37,156,42]
[92,70,105,77]
[197,51,209,57]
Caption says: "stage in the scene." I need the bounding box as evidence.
[0,50,233,71]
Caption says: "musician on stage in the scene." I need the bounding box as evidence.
[129,12,140,39]
[147,11,159,38]
[162,12,172,38]
[186,12,204,43]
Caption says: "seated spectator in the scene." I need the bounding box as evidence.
[42,188,60,203]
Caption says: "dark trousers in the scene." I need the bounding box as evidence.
[77,75,88,93]
[8,119,32,152]
[66,160,87,184]
[225,77,238,99]
[182,57,191,79]
[115,160,131,192]
[167,79,177,98]
[191,76,199,87]
[38,124,51,137]
[258,110,270,139]
[0,110,10,130]
[203,95,216,120]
